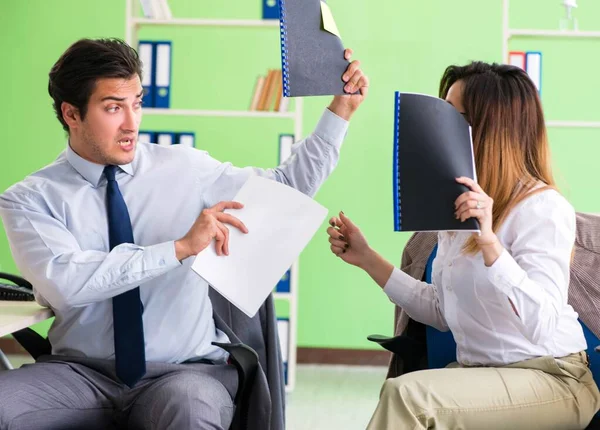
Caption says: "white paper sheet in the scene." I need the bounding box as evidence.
[191,176,328,317]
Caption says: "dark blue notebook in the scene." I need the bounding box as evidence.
[278,0,349,97]
[393,92,480,233]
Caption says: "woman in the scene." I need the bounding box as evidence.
[327,62,600,429]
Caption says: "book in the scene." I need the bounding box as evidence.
[393,92,480,233]
[258,69,276,111]
[278,0,349,97]
[262,69,280,111]
[191,176,328,317]
[249,75,266,111]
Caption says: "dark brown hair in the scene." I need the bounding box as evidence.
[48,38,143,132]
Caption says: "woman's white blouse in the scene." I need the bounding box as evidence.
[384,189,586,366]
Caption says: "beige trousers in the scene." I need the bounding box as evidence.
[367,351,600,430]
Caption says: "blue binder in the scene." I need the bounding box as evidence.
[153,41,172,108]
[277,318,290,385]
[262,0,279,19]
[138,41,156,108]
[525,51,542,95]
[275,268,291,293]
[138,131,155,145]
[156,132,176,146]
[176,132,195,147]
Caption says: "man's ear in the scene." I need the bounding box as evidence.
[61,102,81,130]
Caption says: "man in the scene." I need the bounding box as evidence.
[0,38,368,429]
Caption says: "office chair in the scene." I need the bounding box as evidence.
[9,298,260,430]
[369,243,600,429]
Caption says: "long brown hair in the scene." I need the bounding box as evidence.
[439,62,556,254]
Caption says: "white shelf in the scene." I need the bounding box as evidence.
[143,108,295,119]
[133,18,279,28]
[546,120,600,128]
[273,292,291,300]
[509,29,600,39]
[502,0,600,134]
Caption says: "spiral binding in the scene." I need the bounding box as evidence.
[393,92,402,231]
[278,0,291,97]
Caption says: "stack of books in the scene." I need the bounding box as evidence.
[249,69,289,112]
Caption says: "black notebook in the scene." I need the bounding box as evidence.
[393,92,480,233]
[278,0,349,97]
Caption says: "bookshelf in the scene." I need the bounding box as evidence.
[143,108,296,119]
[502,0,600,129]
[125,0,301,392]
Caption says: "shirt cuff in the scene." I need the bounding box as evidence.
[486,248,527,296]
[383,267,420,307]
[313,108,349,149]
[146,241,182,269]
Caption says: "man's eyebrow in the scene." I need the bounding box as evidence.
[99,91,144,102]
[100,96,126,102]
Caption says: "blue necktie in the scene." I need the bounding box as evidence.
[104,165,146,387]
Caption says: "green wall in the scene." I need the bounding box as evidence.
[1,0,599,349]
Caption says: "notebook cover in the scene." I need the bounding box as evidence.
[278,0,349,97]
[393,92,480,232]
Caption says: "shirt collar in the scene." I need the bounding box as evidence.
[66,142,134,187]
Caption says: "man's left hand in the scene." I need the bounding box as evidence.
[328,49,369,121]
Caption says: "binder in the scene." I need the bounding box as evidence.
[138,41,155,108]
[138,131,155,144]
[153,41,172,108]
[262,0,279,19]
[157,132,175,147]
[277,318,290,384]
[525,51,542,94]
[279,134,294,164]
[176,132,195,148]
[508,51,526,70]
[393,92,480,233]
[275,268,291,293]
[278,0,349,97]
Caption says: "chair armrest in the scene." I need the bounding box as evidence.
[12,327,51,359]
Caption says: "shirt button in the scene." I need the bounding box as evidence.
[447,285,453,291]
[159,259,166,266]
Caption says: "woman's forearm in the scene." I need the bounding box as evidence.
[359,249,396,289]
